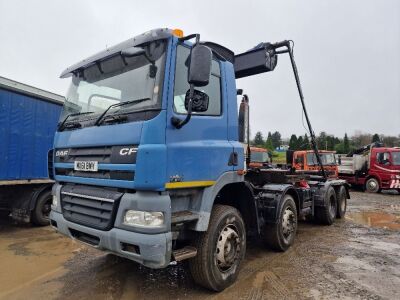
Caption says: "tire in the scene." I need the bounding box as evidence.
[365,177,380,193]
[31,190,52,226]
[336,186,347,219]
[264,195,297,252]
[189,205,246,292]
[315,186,337,225]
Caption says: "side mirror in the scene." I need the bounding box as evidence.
[185,89,209,112]
[188,45,212,87]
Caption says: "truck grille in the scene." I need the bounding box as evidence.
[57,146,113,163]
[55,168,134,180]
[55,145,137,164]
[61,184,123,230]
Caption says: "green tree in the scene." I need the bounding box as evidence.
[253,131,264,146]
[335,142,345,154]
[317,132,327,150]
[297,136,304,150]
[372,133,380,143]
[289,134,298,150]
[343,133,350,153]
[271,131,281,149]
[326,135,336,151]
[303,134,310,150]
[265,132,274,150]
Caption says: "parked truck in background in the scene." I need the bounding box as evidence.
[338,143,400,193]
[287,150,338,177]
[0,76,63,225]
[249,146,271,168]
[50,28,349,291]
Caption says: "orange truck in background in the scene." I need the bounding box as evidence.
[287,150,338,177]
[249,147,271,168]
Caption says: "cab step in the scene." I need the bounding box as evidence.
[172,246,197,261]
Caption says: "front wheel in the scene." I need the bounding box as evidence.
[264,195,297,252]
[31,190,52,226]
[365,177,380,193]
[189,205,246,292]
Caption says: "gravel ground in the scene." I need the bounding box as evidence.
[0,190,399,300]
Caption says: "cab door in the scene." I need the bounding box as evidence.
[294,152,305,170]
[165,43,233,185]
[374,151,392,188]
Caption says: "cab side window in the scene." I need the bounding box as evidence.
[376,152,390,165]
[173,45,221,116]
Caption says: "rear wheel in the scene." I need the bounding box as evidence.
[264,195,297,252]
[365,177,380,193]
[189,205,246,291]
[336,186,347,219]
[315,186,337,225]
[31,190,52,226]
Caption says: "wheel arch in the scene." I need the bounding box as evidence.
[213,181,259,235]
[28,183,53,211]
[284,188,301,216]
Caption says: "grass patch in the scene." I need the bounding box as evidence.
[272,151,287,164]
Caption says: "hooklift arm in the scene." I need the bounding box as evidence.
[234,40,327,179]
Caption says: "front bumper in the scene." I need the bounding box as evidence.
[50,210,172,268]
[50,183,173,269]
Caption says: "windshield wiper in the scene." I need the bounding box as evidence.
[94,98,150,126]
[58,111,95,131]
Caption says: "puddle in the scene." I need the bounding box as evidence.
[346,211,400,230]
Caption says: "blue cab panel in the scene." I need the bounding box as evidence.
[0,87,62,180]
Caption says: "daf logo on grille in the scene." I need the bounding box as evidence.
[120,148,137,156]
[55,150,69,157]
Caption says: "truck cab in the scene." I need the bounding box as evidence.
[368,147,400,191]
[290,150,338,177]
[50,28,244,268]
[249,147,271,168]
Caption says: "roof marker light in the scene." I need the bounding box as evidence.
[172,29,184,38]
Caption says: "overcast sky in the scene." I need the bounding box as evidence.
[0,0,399,138]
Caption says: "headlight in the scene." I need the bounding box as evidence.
[124,210,164,227]
[52,195,58,208]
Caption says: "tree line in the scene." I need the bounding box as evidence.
[251,131,400,154]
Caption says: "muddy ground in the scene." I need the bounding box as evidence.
[0,191,399,300]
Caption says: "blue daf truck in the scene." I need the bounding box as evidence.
[50,28,349,291]
[0,76,63,225]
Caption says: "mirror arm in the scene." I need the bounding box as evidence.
[171,85,194,129]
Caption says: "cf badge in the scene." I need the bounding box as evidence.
[120,148,137,156]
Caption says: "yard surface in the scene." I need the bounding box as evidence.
[0,191,399,300]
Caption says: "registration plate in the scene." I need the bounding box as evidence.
[74,161,98,172]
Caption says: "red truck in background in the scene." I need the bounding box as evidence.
[338,143,400,193]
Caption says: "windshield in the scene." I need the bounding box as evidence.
[60,41,166,123]
[392,151,400,166]
[307,152,336,166]
[251,151,270,162]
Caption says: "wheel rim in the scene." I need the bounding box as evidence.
[366,179,378,192]
[215,224,241,272]
[282,207,296,243]
[42,199,52,220]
